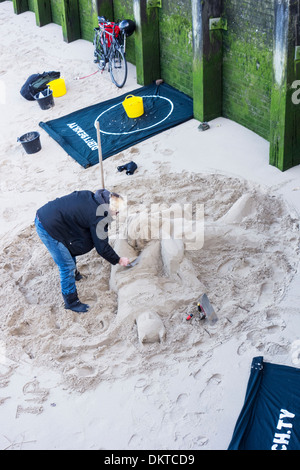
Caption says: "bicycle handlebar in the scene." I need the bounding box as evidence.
[97,15,123,30]
[98,21,124,41]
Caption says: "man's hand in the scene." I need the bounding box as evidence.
[119,257,130,267]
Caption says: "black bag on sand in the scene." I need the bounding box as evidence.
[20,71,60,100]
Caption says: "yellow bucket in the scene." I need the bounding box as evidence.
[122,94,144,118]
[47,78,67,98]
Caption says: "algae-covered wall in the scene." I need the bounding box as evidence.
[269,0,300,171]
[113,0,135,64]
[50,0,62,25]
[158,0,193,97]
[78,0,98,42]
[222,0,274,140]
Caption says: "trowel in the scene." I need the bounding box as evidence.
[198,293,218,324]
[126,255,141,268]
[186,293,218,324]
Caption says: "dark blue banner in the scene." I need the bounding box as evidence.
[228,357,300,450]
[39,82,193,168]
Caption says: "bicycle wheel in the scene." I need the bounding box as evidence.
[109,45,127,88]
[93,30,105,70]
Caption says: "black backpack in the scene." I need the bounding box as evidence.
[20,71,60,100]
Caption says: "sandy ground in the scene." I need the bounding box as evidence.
[1,2,300,451]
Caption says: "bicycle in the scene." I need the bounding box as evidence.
[93,17,135,88]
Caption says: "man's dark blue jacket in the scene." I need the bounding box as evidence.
[37,190,120,264]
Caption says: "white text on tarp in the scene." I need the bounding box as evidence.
[67,122,98,151]
[272,409,295,450]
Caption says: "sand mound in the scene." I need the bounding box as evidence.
[1,171,299,393]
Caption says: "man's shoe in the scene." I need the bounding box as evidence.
[75,269,83,281]
[62,291,89,313]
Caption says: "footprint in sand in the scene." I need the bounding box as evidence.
[129,146,139,155]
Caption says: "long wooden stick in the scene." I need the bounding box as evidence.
[96,120,105,189]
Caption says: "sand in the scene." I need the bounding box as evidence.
[1,2,300,450]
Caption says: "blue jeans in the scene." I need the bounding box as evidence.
[35,216,77,295]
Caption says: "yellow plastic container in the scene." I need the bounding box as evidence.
[47,78,67,98]
[122,95,144,118]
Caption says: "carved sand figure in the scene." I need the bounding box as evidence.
[109,208,206,344]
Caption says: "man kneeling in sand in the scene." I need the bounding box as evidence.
[35,189,130,313]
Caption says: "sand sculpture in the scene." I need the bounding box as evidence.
[110,208,206,344]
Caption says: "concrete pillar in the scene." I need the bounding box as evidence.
[133,0,160,85]
[61,0,81,43]
[269,0,300,171]
[191,0,223,122]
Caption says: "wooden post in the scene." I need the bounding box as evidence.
[96,121,105,189]
[34,0,52,27]
[133,0,160,85]
[191,0,223,122]
[61,0,81,43]
[269,0,300,171]
[95,0,114,20]
[12,0,28,14]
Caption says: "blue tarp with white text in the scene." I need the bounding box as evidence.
[39,82,193,168]
[228,356,300,450]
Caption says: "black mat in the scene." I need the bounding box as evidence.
[39,82,193,168]
[228,356,300,450]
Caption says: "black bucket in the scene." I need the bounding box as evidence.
[17,131,41,154]
[34,87,54,110]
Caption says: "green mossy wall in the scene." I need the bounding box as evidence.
[222,0,274,140]
[159,0,193,97]
[50,0,62,25]
[113,0,135,64]
[78,0,98,42]
[44,0,99,38]
[269,0,300,171]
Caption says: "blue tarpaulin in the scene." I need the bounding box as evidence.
[228,357,300,450]
[39,82,193,168]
